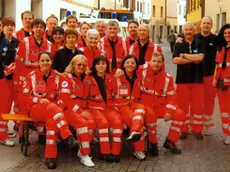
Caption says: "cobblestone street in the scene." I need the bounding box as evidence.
[7,43,229,172]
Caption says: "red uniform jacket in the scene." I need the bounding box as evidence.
[138,63,177,114]
[76,36,87,49]
[51,42,64,59]
[83,74,116,110]
[125,36,137,53]
[57,73,87,113]
[22,69,60,112]
[215,47,230,85]
[100,36,126,69]
[113,74,141,109]
[129,40,162,62]
[14,28,31,41]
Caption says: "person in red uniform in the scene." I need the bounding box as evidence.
[95,20,106,38]
[173,22,205,140]
[50,26,64,58]
[16,18,51,141]
[14,10,33,41]
[84,55,123,162]
[52,28,83,73]
[43,15,58,42]
[114,55,147,160]
[0,17,15,147]
[126,20,139,51]
[129,24,162,65]
[138,52,185,155]
[76,22,92,49]
[81,29,103,68]
[22,51,79,169]
[213,24,230,144]
[100,21,126,72]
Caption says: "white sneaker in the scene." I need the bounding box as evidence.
[133,151,146,160]
[7,131,17,138]
[0,139,15,147]
[127,131,141,142]
[80,155,95,167]
[224,136,230,145]
[203,127,212,136]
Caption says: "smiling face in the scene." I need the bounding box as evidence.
[107,24,119,38]
[96,21,105,35]
[39,53,52,73]
[73,58,87,75]
[53,31,64,44]
[32,24,45,38]
[46,17,58,33]
[150,55,163,72]
[183,23,195,40]
[3,24,15,36]
[67,18,78,29]
[66,34,77,48]
[86,33,99,48]
[224,28,230,44]
[138,24,149,40]
[123,58,136,74]
[128,22,138,36]
[95,60,107,74]
[200,17,213,33]
[22,13,33,28]
[80,23,91,37]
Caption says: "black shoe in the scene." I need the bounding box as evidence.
[113,155,120,162]
[194,132,203,140]
[66,136,79,149]
[38,135,46,145]
[102,154,114,163]
[163,138,181,154]
[46,158,57,169]
[180,132,188,140]
[150,143,159,156]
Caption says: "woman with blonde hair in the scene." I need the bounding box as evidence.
[57,54,95,167]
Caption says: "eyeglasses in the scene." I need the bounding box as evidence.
[76,63,86,68]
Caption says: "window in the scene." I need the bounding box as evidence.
[137,1,139,12]
[140,2,142,13]
[222,12,226,26]
[160,6,163,18]
[216,14,220,33]
[147,3,149,15]
[143,2,145,14]
[152,5,156,16]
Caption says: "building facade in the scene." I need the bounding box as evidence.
[177,0,186,34]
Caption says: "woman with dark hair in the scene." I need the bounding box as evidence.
[84,55,123,162]
[22,51,79,169]
[213,24,230,144]
[114,55,147,160]
[50,26,64,58]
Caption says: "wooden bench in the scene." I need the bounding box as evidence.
[1,114,37,157]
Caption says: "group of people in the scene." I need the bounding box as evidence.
[0,10,229,170]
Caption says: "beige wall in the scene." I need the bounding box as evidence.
[100,0,123,9]
[167,0,178,30]
[205,0,230,34]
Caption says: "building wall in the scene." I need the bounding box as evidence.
[167,0,178,32]
[100,0,123,9]
[177,0,186,34]
[205,0,230,34]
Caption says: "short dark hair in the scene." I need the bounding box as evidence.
[128,20,139,28]
[51,26,65,43]
[217,24,230,51]
[66,15,78,23]
[64,28,78,40]
[21,10,34,20]
[46,14,58,22]
[152,52,165,61]
[91,55,110,75]
[38,51,51,61]
[2,16,15,27]
[31,18,46,29]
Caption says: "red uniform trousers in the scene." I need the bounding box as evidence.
[177,83,204,133]
[216,88,230,135]
[203,76,216,127]
[29,103,72,158]
[119,103,145,152]
[86,109,111,155]
[64,110,95,155]
[103,107,123,155]
[0,79,12,141]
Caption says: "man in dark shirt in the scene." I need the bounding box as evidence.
[195,16,217,136]
[52,29,83,73]
[173,22,205,140]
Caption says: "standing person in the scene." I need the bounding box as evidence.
[66,15,78,30]
[100,21,126,72]
[213,24,230,144]
[138,52,185,155]
[82,29,103,68]
[15,10,34,40]
[84,55,123,162]
[22,51,79,169]
[57,55,95,167]
[52,29,83,73]
[197,16,217,135]
[1,17,18,114]
[173,22,205,140]
[95,20,106,38]
[0,17,15,147]
[50,26,65,58]
[129,24,162,65]
[77,22,92,49]
[43,15,58,42]
[126,20,139,51]
[167,30,176,53]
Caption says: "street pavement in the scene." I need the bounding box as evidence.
[2,43,229,172]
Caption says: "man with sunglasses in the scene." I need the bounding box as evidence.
[172,22,205,140]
